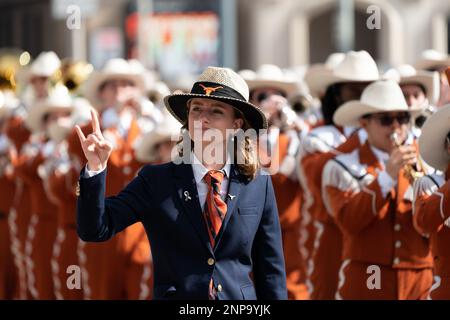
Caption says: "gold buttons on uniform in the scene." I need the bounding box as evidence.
[75,181,80,196]
[207,258,215,266]
[217,284,223,292]
[393,257,400,265]
[123,166,132,175]
[394,224,401,232]
[395,241,401,248]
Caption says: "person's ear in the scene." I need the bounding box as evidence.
[359,117,368,130]
[233,118,244,130]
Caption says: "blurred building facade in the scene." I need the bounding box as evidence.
[0,0,449,75]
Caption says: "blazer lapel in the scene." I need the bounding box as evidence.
[214,165,243,251]
[173,162,213,254]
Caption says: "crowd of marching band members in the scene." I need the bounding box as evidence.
[0,48,449,300]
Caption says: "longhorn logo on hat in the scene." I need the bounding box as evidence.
[199,84,223,96]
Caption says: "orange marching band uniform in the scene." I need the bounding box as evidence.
[413,166,450,299]
[299,126,366,299]
[322,141,433,299]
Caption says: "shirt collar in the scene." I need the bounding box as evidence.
[370,144,390,165]
[190,151,231,183]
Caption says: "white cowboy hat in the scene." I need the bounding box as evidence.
[164,66,268,129]
[244,64,298,98]
[419,104,450,171]
[304,52,345,97]
[147,81,171,107]
[25,85,74,133]
[47,97,94,143]
[18,51,61,85]
[16,51,60,88]
[383,64,440,106]
[414,49,450,71]
[29,51,61,78]
[134,113,182,163]
[0,90,20,120]
[333,79,421,127]
[305,50,379,98]
[83,58,145,108]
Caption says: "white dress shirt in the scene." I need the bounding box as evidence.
[190,151,231,211]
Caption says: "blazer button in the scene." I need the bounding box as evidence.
[393,257,400,265]
[395,240,401,248]
[207,258,215,266]
[394,224,401,232]
[217,284,223,292]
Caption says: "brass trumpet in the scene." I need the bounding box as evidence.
[390,132,424,183]
[52,59,93,94]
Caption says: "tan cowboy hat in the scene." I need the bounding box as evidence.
[333,79,421,128]
[414,49,450,71]
[419,104,450,171]
[83,58,145,108]
[134,114,182,163]
[25,85,74,133]
[306,50,379,98]
[383,64,440,105]
[243,64,298,97]
[304,52,345,97]
[164,66,268,129]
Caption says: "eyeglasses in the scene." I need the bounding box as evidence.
[366,113,411,126]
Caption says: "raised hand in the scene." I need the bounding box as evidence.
[386,145,417,180]
[75,109,113,171]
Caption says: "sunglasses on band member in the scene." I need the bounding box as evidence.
[363,112,411,126]
[255,91,287,103]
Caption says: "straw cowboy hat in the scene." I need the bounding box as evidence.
[243,64,298,98]
[304,52,345,97]
[164,66,268,129]
[83,58,145,108]
[25,85,74,133]
[305,50,379,98]
[134,113,182,163]
[383,64,440,105]
[414,49,450,71]
[419,104,450,171]
[333,79,422,128]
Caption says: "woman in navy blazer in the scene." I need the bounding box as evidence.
[75,67,287,300]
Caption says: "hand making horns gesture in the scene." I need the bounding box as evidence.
[75,109,113,172]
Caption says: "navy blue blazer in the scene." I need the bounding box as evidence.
[76,161,287,300]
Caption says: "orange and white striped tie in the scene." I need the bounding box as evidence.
[203,170,227,248]
[203,170,227,299]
